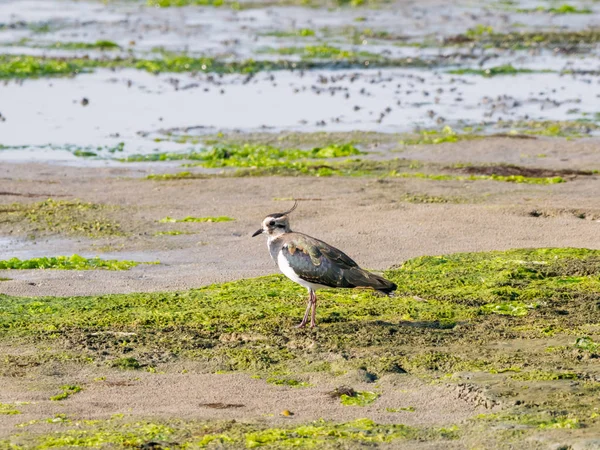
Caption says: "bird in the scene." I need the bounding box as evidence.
[252,202,397,328]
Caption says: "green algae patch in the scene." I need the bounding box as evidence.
[392,171,564,185]
[390,248,600,308]
[574,336,600,353]
[1,417,457,449]
[159,216,234,223]
[477,411,583,430]
[0,255,142,271]
[126,143,362,165]
[480,301,540,317]
[340,391,380,406]
[245,419,418,447]
[146,171,196,180]
[263,28,316,38]
[444,29,600,51]
[0,55,93,79]
[0,403,23,415]
[262,44,383,61]
[516,4,592,14]
[50,385,82,401]
[154,230,190,236]
[0,53,428,79]
[398,126,484,145]
[186,143,362,168]
[44,40,120,50]
[0,199,122,238]
[111,357,143,370]
[510,370,579,381]
[401,193,467,204]
[148,158,566,184]
[386,406,415,413]
[265,376,311,387]
[448,64,547,77]
[34,421,177,448]
[496,119,600,138]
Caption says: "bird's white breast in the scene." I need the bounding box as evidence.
[277,250,327,291]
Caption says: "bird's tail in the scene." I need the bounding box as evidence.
[345,268,397,294]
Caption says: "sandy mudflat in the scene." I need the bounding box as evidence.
[1,137,599,297]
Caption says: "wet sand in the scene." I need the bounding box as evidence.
[1,136,599,297]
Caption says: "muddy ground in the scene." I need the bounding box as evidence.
[1,135,599,449]
[1,136,600,297]
[1,0,600,448]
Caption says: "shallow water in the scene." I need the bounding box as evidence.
[1,67,599,160]
[0,0,599,162]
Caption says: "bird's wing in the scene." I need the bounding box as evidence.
[281,233,397,292]
[280,234,358,288]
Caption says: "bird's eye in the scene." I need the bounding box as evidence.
[269,221,275,227]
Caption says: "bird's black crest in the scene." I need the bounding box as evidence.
[268,201,298,219]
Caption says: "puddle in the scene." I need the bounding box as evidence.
[0,236,84,260]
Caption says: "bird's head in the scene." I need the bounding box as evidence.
[252,201,297,238]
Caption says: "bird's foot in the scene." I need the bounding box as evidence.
[296,322,308,329]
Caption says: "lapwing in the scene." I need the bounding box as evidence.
[252,202,397,328]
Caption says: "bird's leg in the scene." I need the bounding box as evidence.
[310,290,318,328]
[296,289,312,328]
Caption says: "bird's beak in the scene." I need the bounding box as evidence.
[252,228,263,237]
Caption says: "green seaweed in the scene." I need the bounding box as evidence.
[386,406,415,413]
[516,4,592,14]
[1,417,457,449]
[45,40,120,50]
[50,385,82,401]
[0,403,23,415]
[265,376,311,387]
[0,255,143,271]
[0,199,122,237]
[154,230,189,236]
[510,370,579,381]
[125,143,362,164]
[444,29,600,50]
[448,64,546,77]
[574,336,599,353]
[146,171,196,180]
[398,126,483,145]
[263,28,316,38]
[496,120,600,138]
[111,357,143,370]
[477,411,582,430]
[245,419,420,447]
[340,391,380,406]
[401,193,467,204]
[146,152,564,183]
[262,44,383,61]
[480,301,540,317]
[392,172,563,184]
[0,53,429,79]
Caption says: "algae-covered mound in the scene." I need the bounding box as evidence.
[1,248,600,447]
[390,247,600,309]
[0,247,598,376]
